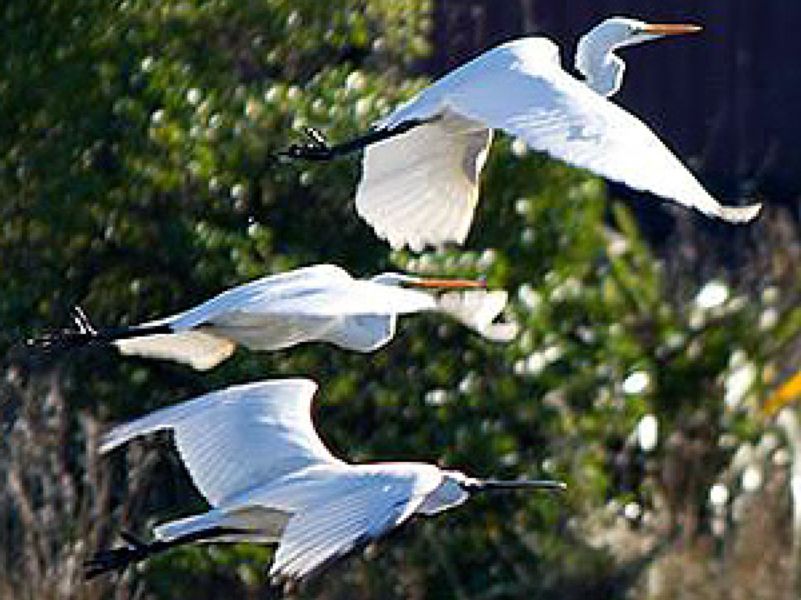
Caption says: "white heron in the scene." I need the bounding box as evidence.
[84,379,565,581]
[283,17,761,251]
[30,264,515,370]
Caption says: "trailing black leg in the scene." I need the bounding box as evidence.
[84,527,247,579]
[278,117,438,162]
[25,305,173,356]
[83,531,154,579]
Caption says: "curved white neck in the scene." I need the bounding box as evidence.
[575,31,626,97]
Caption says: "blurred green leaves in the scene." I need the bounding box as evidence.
[1,1,797,598]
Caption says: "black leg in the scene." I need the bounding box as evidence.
[84,527,247,580]
[84,531,153,579]
[278,117,438,162]
[25,305,173,356]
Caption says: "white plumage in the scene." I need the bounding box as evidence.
[113,263,513,370]
[355,17,761,251]
[98,379,562,581]
[436,289,518,342]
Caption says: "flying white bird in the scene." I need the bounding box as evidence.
[283,17,761,251]
[30,264,515,370]
[84,379,565,582]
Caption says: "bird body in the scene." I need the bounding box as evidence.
[108,263,513,370]
[353,18,761,251]
[91,379,563,581]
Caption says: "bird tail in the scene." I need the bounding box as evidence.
[154,511,224,541]
[154,507,287,543]
[114,330,235,371]
[716,203,762,223]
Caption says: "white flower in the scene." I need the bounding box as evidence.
[623,502,642,521]
[424,389,449,407]
[759,308,779,331]
[542,344,563,364]
[741,466,763,492]
[345,70,366,92]
[525,352,546,376]
[762,286,779,305]
[695,280,729,310]
[518,285,541,311]
[724,361,757,409]
[354,98,372,119]
[636,414,658,452]
[709,483,729,507]
[622,371,650,395]
[186,88,201,106]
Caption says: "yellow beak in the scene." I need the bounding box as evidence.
[641,23,703,36]
[406,276,486,290]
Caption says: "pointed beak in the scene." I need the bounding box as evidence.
[640,23,702,37]
[405,276,487,290]
[476,478,567,493]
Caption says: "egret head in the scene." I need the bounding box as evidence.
[416,470,475,515]
[371,272,486,291]
[576,17,701,97]
[416,469,566,515]
[599,17,702,49]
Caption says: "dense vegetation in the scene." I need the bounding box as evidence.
[0,1,798,598]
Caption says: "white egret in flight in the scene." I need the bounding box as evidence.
[84,379,565,582]
[29,264,515,370]
[283,17,761,251]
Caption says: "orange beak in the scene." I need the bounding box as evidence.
[406,276,486,290]
[641,23,702,36]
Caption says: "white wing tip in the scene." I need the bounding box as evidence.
[382,229,467,252]
[717,202,762,223]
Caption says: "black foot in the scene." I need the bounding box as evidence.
[84,531,152,580]
[25,305,100,354]
[70,306,97,336]
[278,127,335,161]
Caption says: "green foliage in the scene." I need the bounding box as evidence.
[0,1,797,599]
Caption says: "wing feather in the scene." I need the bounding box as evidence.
[270,468,441,580]
[356,113,492,251]
[437,290,519,342]
[446,40,761,222]
[114,264,437,364]
[100,379,338,506]
[356,38,759,250]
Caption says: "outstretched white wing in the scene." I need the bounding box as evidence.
[167,263,354,329]
[356,113,492,251]
[269,466,442,580]
[114,263,436,365]
[449,39,759,222]
[356,38,759,250]
[101,379,339,506]
[170,264,435,328]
